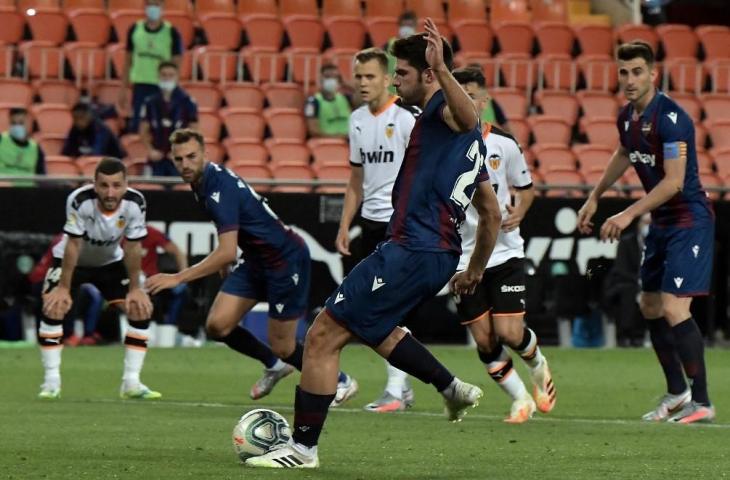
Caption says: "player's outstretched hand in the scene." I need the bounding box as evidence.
[125,287,153,320]
[424,18,446,72]
[600,211,633,243]
[449,268,483,296]
[335,228,351,256]
[577,198,597,234]
[501,204,523,232]
[42,286,72,320]
[146,273,181,295]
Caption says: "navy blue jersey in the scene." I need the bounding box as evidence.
[193,162,304,268]
[617,91,713,227]
[387,90,489,254]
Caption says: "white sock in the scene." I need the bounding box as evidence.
[515,328,544,369]
[439,377,460,399]
[291,440,317,458]
[385,361,408,399]
[486,348,529,401]
[39,321,63,387]
[267,359,287,372]
[123,324,149,386]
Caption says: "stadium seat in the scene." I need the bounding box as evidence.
[573,24,613,59]
[0,7,26,45]
[268,139,310,167]
[490,0,531,26]
[498,54,537,90]
[196,0,235,16]
[657,24,699,60]
[19,0,60,9]
[0,45,14,78]
[508,118,530,147]
[539,53,577,91]
[670,92,702,122]
[453,53,498,86]
[35,133,66,156]
[226,140,269,164]
[531,0,567,22]
[531,144,577,171]
[700,173,723,200]
[314,161,350,193]
[578,56,618,91]
[280,0,318,17]
[696,123,708,151]
[491,88,527,119]
[262,82,305,109]
[287,47,321,87]
[25,7,68,45]
[534,90,578,125]
[707,119,730,149]
[65,42,107,81]
[35,80,80,105]
[528,116,571,145]
[221,107,265,142]
[323,48,358,84]
[33,104,71,135]
[92,80,126,109]
[77,155,106,176]
[534,22,574,56]
[0,79,33,106]
[241,15,284,50]
[241,47,287,83]
[120,134,147,159]
[200,13,242,50]
[324,17,367,51]
[264,108,307,142]
[451,21,492,55]
[713,147,730,178]
[108,0,144,13]
[20,42,64,79]
[577,90,619,120]
[204,141,225,163]
[448,0,487,23]
[364,0,403,20]
[223,83,264,110]
[322,0,360,17]
[238,0,277,17]
[166,12,195,48]
[124,157,147,175]
[582,168,615,194]
[308,138,348,168]
[696,150,714,174]
[46,156,81,176]
[198,109,223,142]
[283,16,325,51]
[706,59,730,93]
[195,46,239,83]
[615,23,659,53]
[165,0,193,13]
[110,12,143,47]
[583,117,619,148]
[182,82,222,110]
[365,18,398,48]
[573,143,612,172]
[700,93,730,121]
[665,58,705,93]
[493,22,534,56]
[64,0,104,11]
[541,169,585,197]
[229,163,272,190]
[271,161,314,193]
[68,9,111,46]
[406,0,445,21]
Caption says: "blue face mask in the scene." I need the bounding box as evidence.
[9,124,26,140]
[145,5,162,21]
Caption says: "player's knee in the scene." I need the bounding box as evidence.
[205,316,234,338]
[494,317,524,347]
[639,296,662,319]
[662,302,691,324]
[269,335,295,359]
[469,324,495,352]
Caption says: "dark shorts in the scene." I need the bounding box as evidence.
[641,222,714,296]
[357,218,388,261]
[220,246,311,320]
[454,257,526,323]
[43,258,129,303]
[325,241,458,346]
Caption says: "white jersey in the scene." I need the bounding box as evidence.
[349,96,419,223]
[458,125,533,270]
[53,184,148,267]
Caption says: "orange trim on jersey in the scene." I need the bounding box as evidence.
[491,311,526,318]
[125,345,148,352]
[460,310,490,326]
[371,95,398,116]
[482,122,493,140]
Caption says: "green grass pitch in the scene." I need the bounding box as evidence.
[2,345,730,479]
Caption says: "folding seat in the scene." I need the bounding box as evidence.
[534,90,578,126]
[578,56,617,91]
[541,168,585,198]
[108,0,144,13]
[531,144,576,171]
[35,134,65,156]
[583,117,619,148]
[228,164,272,190]
[314,165,350,193]
[707,119,730,149]
[204,141,225,164]
[451,22,492,55]
[271,161,314,193]
[220,107,264,142]
[199,14,242,50]
[447,0,487,24]
[196,0,235,16]
[699,173,723,200]
[24,7,68,45]
[268,140,310,167]
[238,0,277,17]
[577,90,618,120]
[241,47,287,83]
[573,24,613,59]
[713,148,730,179]
[21,42,64,79]
[0,79,32,105]
[223,83,264,110]
[406,0,445,21]
[364,0,403,20]
[700,93,730,122]
[615,23,659,53]
[665,58,705,93]
[498,53,537,90]
[242,15,284,50]
[527,116,571,145]
[669,92,701,123]
[226,141,269,165]
[68,9,112,46]
[65,42,107,81]
[696,150,714,174]
[530,0,567,22]
[508,118,530,147]
[93,80,124,107]
[280,0,318,17]
[453,53,498,87]
[198,109,223,142]
[106,43,126,79]
[124,158,148,174]
[35,80,80,105]
[0,7,26,45]
[195,46,239,83]
[64,0,105,11]
[308,138,348,168]
[538,53,576,91]
[45,156,81,176]
[286,47,321,87]
[32,104,72,135]
[572,144,612,172]
[705,59,730,93]
[323,48,358,84]
[120,134,147,159]
[493,22,534,56]
[322,0,361,17]
[262,82,305,109]
[166,12,195,48]
[264,108,307,143]
[0,45,14,78]
[656,24,698,60]
[181,82,222,110]
[77,155,107,176]
[365,18,398,48]
[283,17,325,51]
[534,22,573,56]
[19,0,60,9]
[110,12,144,44]
[324,17,366,51]
[490,88,527,120]
[490,0,531,26]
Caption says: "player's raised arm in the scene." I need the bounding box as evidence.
[423,18,478,132]
[577,145,631,234]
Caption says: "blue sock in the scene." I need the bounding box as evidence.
[219,326,279,368]
[337,371,347,383]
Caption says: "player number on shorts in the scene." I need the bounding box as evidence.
[450,140,485,210]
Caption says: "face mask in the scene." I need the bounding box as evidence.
[399,25,415,38]
[322,78,339,93]
[145,5,162,21]
[159,80,176,92]
[9,124,26,140]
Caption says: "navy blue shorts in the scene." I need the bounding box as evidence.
[325,241,458,346]
[221,246,311,320]
[641,221,714,296]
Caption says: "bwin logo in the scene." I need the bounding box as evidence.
[360,146,394,164]
[629,151,656,167]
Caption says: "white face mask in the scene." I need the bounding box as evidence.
[159,80,176,92]
[322,78,339,93]
[399,25,416,38]
[9,124,26,140]
[145,5,162,21]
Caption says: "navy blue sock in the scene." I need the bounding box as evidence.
[337,371,347,383]
[293,386,335,447]
[283,342,304,370]
[386,334,454,391]
[647,317,687,395]
[672,318,710,405]
[219,326,278,369]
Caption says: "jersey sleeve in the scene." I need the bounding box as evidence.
[659,109,693,161]
[206,175,240,234]
[125,193,148,241]
[504,139,533,189]
[63,192,86,237]
[349,115,362,166]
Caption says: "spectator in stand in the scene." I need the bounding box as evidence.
[465,64,511,134]
[62,103,127,159]
[0,108,45,185]
[304,64,352,139]
[384,11,418,94]
[120,0,183,132]
[139,61,198,176]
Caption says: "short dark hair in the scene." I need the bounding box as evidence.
[95,157,127,179]
[617,41,655,66]
[320,63,338,75]
[398,10,417,24]
[158,60,178,72]
[453,67,486,88]
[71,102,92,114]
[169,128,205,149]
[9,107,27,117]
[391,33,453,74]
[354,48,389,73]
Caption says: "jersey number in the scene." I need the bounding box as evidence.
[450,140,485,210]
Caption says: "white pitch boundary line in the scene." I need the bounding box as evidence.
[85,398,730,429]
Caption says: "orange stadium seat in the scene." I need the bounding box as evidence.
[68,9,112,46]
[197,109,223,141]
[669,92,701,122]
[453,52,497,85]
[451,21,492,55]
[20,42,64,79]
[108,0,144,12]
[616,23,659,53]
[241,47,287,83]
[35,80,80,105]
[25,8,68,45]
[578,56,618,91]
[365,18,398,48]
[308,138,348,167]
[110,11,144,44]
[696,123,708,151]
[448,0,487,23]
[46,156,81,176]
[263,82,305,109]
[106,43,126,79]
[577,90,618,120]
[541,169,585,197]
[714,148,730,178]
[656,24,698,59]
[229,163,272,188]
[195,46,239,82]
[696,150,714,174]
[287,47,321,86]
[182,82,222,109]
[323,47,358,83]
[120,134,147,159]
[166,12,195,47]
[528,116,571,145]
[707,119,730,149]
[164,0,193,13]
[241,16,284,50]
[180,50,194,81]
[77,155,106,176]
[271,161,314,193]
[324,17,367,50]
[35,134,65,156]
[264,108,307,142]
[583,117,619,148]
[19,0,60,9]
[223,83,264,110]
[406,0,445,21]
[93,80,125,108]
[494,22,534,56]
[535,90,578,125]
[573,144,612,172]
[64,0,104,11]
[531,0,567,22]
[0,45,15,78]
[226,141,269,164]
[498,54,537,90]
[33,104,72,135]
[491,88,527,119]
[283,16,325,50]
[221,107,265,141]
[314,166,350,193]
[124,158,148,175]
[200,14,242,50]
[0,79,33,106]
[196,0,235,16]
[508,118,530,147]
[322,0,360,17]
[490,0,531,26]
[204,141,225,163]
[539,53,576,91]
[701,93,730,121]
[238,0,277,17]
[573,24,613,59]
[363,0,402,20]
[65,43,107,81]
[268,140,310,167]
[665,58,705,93]
[0,7,25,45]
[706,59,730,93]
[534,22,574,56]
[531,144,577,170]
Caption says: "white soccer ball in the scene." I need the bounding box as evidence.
[232,409,291,461]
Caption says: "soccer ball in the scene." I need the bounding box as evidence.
[232,409,291,461]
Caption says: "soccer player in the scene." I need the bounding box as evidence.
[245,19,502,469]
[38,158,159,400]
[577,41,715,423]
[146,130,357,403]
[336,47,420,413]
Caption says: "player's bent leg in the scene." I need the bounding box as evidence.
[365,326,415,413]
[248,318,299,400]
[118,303,161,400]
[38,317,64,399]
